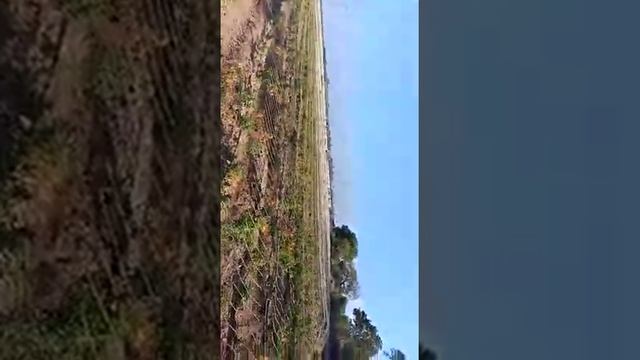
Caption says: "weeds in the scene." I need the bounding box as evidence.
[223,163,245,187]
[220,0,328,354]
[240,114,255,131]
[247,138,262,158]
[222,215,267,252]
[237,81,254,110]
[0,287,127,360]
[63,0,116,19]
[261,68,278,88]
[89,49,131,102]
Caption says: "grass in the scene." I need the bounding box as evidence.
[247,138,262,158]
[278,0,327,351]
[240,114,255,131]
[261,68,278,89]
[219,0,328,354]
[89,48,132,102]
[0,285,128,360]
[63,0,116,19]
[222,215,263,249]
[238,81,254,110]
[225,163,245,181]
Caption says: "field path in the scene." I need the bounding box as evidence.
[311,0,332,349]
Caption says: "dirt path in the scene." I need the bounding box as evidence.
[221,0,269,62]
[311,0,332,348]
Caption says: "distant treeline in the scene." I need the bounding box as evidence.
[326,225,414,359]
[324,224,439,360]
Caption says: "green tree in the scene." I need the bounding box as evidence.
[331,260,359,298]
[341,341,356,360]
[349,308,382,358]
[331,225,358,261]
[384,348,407,360]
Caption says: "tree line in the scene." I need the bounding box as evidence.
[326,224,439,359]
[327,225,410,359]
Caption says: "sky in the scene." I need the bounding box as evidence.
[421,0,640,359]
[323,0,419,358]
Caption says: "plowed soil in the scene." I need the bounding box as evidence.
[220,0,330,358]
[0,1,220,359]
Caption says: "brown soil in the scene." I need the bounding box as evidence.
[220,0,301,358]
[0,1,220,359]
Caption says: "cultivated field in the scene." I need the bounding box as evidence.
[220,0,331,358]
[0,1,220,358]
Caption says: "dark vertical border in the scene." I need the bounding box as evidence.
[418,0,430,353]
[419,0,446,357]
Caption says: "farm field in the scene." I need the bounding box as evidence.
[0,1,220,358]
[220,0,332,358]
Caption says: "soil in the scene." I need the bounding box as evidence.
[0,1,220,359]
[220,0,301,357]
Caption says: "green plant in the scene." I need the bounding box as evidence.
[240,114,255,131]
[262,68,278,87]
[237,82,253,109]
[223,163,245,188]
[247,139,262,158]
[221,216,268,252]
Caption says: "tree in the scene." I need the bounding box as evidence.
[331,260,359,298]
[341,341,356,360]
[349,308,382,358]
[384,348,407,360]
[331,225,358,262]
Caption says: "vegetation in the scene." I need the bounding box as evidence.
[328,225,385,359]
[328,225,430,359]
[330,225,359,299]
[219,0,330,354]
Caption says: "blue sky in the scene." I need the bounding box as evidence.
[323,0,419,358]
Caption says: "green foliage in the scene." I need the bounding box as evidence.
[247,138,262,158]
[329,225,380,358]
[331,259,359,299]
[331,225,358,262]
[222,216,259,245]
[261,68,278,88]
[237,81,253,109]
[240,114,255,131]
[348,308,382,358]
[223,163,245,189]
[330,225,359,298]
